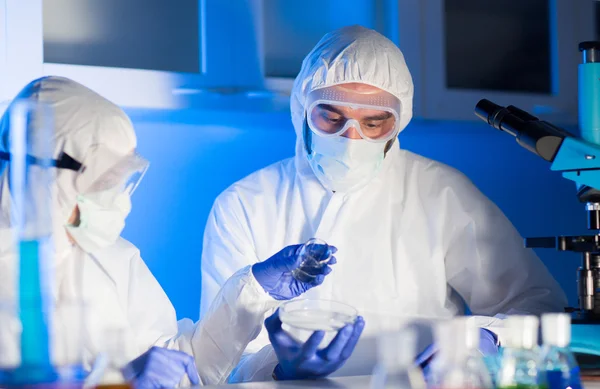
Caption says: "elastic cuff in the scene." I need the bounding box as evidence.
[272,364,285,381]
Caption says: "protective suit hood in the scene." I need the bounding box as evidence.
[290,25,414,176]
[0,76,137,259]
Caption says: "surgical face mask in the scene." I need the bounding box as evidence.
[65,192,132,253]
[306,133,386,193]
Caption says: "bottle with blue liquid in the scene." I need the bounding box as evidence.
[540,313,581,389]
[4,100,59,386]
[0,99,85,387]
[497,315,547,389]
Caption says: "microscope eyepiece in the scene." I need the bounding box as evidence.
[474,99,571,162]
[474,99,503,126]
[475,99,522,137]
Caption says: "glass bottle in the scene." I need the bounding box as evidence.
[92,329,132,389]
[371,327,427,389]
[497,315,546,389]
[540,313,581,389]
[427,317,493,389]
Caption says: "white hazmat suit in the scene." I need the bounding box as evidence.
[200,26,568,382]
[0,76,271,386]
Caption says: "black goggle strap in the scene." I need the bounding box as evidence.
[0,151,82,171]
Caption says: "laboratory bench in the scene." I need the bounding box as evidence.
[198,375,372,388]
[198,376,600,389]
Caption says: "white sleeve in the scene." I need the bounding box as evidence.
[443,174,568,344]
[127,252,279,386]
[82,243,180,357]
[199,192,281,382]
[124,251,180,352]
[175,266,278,385]
[200,192,259,318]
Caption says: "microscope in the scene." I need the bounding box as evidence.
[475,42,600,365]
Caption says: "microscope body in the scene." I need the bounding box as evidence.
[475,42,600,324]
[537,134,600,322]
[556,41,600,322]
[475,41,600,367]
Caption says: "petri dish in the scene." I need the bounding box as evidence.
[280,299,358,348]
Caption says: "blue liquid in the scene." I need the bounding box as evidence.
[546,368,581,389]
[14,240,57,384]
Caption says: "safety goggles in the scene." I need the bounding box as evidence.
[0,145,148,207]
[305,85,402,143]
[74,145,149,205]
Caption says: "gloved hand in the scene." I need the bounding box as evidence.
[252,244,337,300]
[124,346,200,389]
[478,328,499,356]
[265,309,365,380]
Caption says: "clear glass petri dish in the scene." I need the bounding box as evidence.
[279,299,358,349]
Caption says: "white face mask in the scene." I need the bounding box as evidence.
[65,192,132,253]
[306,135,386,193]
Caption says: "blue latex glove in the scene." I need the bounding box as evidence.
[124,346,200,389]
[479,328,499,356]
[252,244,337,300]
[265,309,365,380]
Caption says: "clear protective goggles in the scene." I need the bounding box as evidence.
[305,84,402,143]
[74,145,149,206]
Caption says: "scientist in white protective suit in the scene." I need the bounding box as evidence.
[0,76,359,388]
[200,25,569,382]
